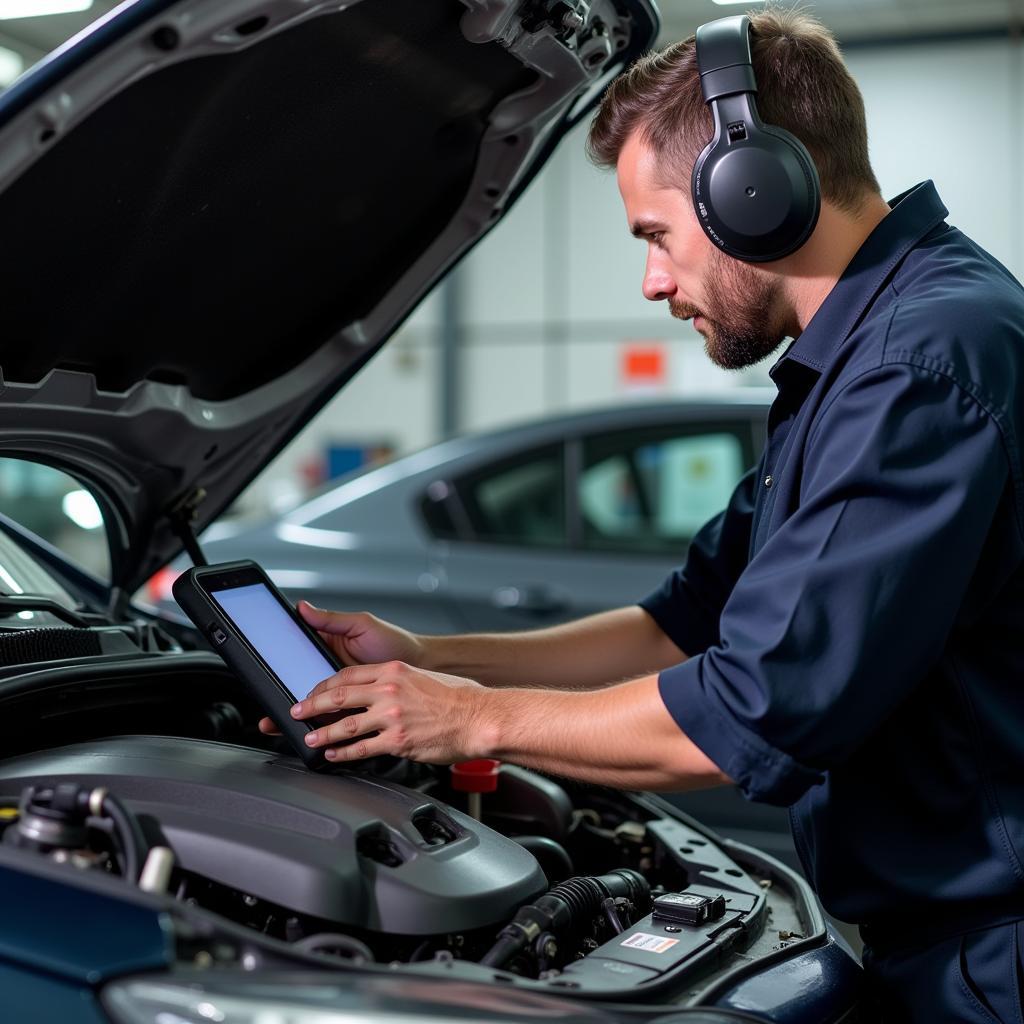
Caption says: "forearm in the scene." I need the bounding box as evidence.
[472,674,731,791]
[422,605,686,690]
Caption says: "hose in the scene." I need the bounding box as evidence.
[510,835,573,882]
[293,932,375,964]
[95,790,151,884]
[480,868,649,969]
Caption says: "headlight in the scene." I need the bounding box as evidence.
[101,976,595,1024]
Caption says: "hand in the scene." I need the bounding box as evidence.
[297,601,427,667]
[258,602,428,736]
[288,661,489,764]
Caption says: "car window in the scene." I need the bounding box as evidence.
[455,445,566,546]
[0,459,110,579]
[579,427,747,554]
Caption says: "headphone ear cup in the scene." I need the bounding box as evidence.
[762,122,820,236]
[692,124,820,263]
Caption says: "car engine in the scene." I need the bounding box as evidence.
[0,636,833,1008]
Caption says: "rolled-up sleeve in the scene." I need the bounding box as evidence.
[640,465,758,657]
[658,363,1011,806]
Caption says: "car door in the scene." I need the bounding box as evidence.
[431,416,757,633]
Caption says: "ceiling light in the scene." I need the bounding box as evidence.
[711,0,767,5]
[0,0,93,20]
[0,45,22,85]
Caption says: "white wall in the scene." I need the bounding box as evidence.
[246,34,1024,513]
[847,39,1022,275]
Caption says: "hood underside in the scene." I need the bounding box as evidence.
[0,0,658,596]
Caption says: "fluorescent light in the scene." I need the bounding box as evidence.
[0,0,93,20]
[712,0,766,5]
[0,561,23,594]
[62,489,104,530]
[0,45,23,85]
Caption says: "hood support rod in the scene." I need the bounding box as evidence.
[168,488,209,568]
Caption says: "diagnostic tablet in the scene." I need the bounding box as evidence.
[173,559,341,769]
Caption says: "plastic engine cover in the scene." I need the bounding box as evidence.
[0,736,547,934]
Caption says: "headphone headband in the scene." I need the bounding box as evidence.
[695,15,756,103]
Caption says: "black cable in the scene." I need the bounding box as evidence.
[98,791,151,884]
[602,896,629,934]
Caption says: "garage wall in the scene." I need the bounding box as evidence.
[246,34,1024,513]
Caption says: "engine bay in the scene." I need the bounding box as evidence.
[0,667,819,1005]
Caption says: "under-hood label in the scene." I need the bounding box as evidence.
[620,932,680,953]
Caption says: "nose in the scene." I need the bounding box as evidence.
[642,248,677,302]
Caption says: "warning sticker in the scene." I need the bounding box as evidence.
[620,932,680,954]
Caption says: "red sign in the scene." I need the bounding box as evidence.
[621,344,666,387]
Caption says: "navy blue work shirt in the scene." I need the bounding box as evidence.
[642,182,1024,940]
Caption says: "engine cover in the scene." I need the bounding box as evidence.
[0,736,546,934]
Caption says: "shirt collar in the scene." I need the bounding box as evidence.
[770,180,949,383]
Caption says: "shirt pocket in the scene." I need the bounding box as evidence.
[954,919,1024,1024]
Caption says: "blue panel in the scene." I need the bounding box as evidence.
[713,939,863,1022]
[0,962,110,1024]
[327,446,369,481]
[0,865,171,983]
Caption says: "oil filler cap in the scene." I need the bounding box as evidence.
[652,891,726,926]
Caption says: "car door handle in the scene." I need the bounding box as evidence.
[491,585,568,616]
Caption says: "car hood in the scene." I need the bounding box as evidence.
[0,0,658,598]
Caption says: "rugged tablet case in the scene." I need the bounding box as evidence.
[172,561,332,770]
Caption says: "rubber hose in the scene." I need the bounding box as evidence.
[100,792,151,884]
[510,835,573,882]
[480,868,649,968]
[293,932,375,964]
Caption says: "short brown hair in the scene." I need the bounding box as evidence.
[587,6,880,212]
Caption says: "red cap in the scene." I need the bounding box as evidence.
[450,759,501,793]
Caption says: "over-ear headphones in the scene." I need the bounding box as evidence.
[692,15,820,262]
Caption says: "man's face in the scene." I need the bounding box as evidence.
[616,131,788,370]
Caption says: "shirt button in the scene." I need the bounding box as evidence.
[764,474,774,488]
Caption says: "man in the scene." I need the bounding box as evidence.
[263,9,1024,1021]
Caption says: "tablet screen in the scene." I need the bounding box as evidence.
[210,582,335,700]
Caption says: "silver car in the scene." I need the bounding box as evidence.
[175,395,772,635]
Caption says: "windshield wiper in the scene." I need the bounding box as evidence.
[0,594,103,629]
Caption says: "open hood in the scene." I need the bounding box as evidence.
[0,0,658,598]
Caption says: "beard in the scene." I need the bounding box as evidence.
[670,251,786,370]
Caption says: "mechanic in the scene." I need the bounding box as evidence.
[263,10,1024,1021]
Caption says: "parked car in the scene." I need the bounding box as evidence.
[0,0,863,1021]
[158,396,772,634]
